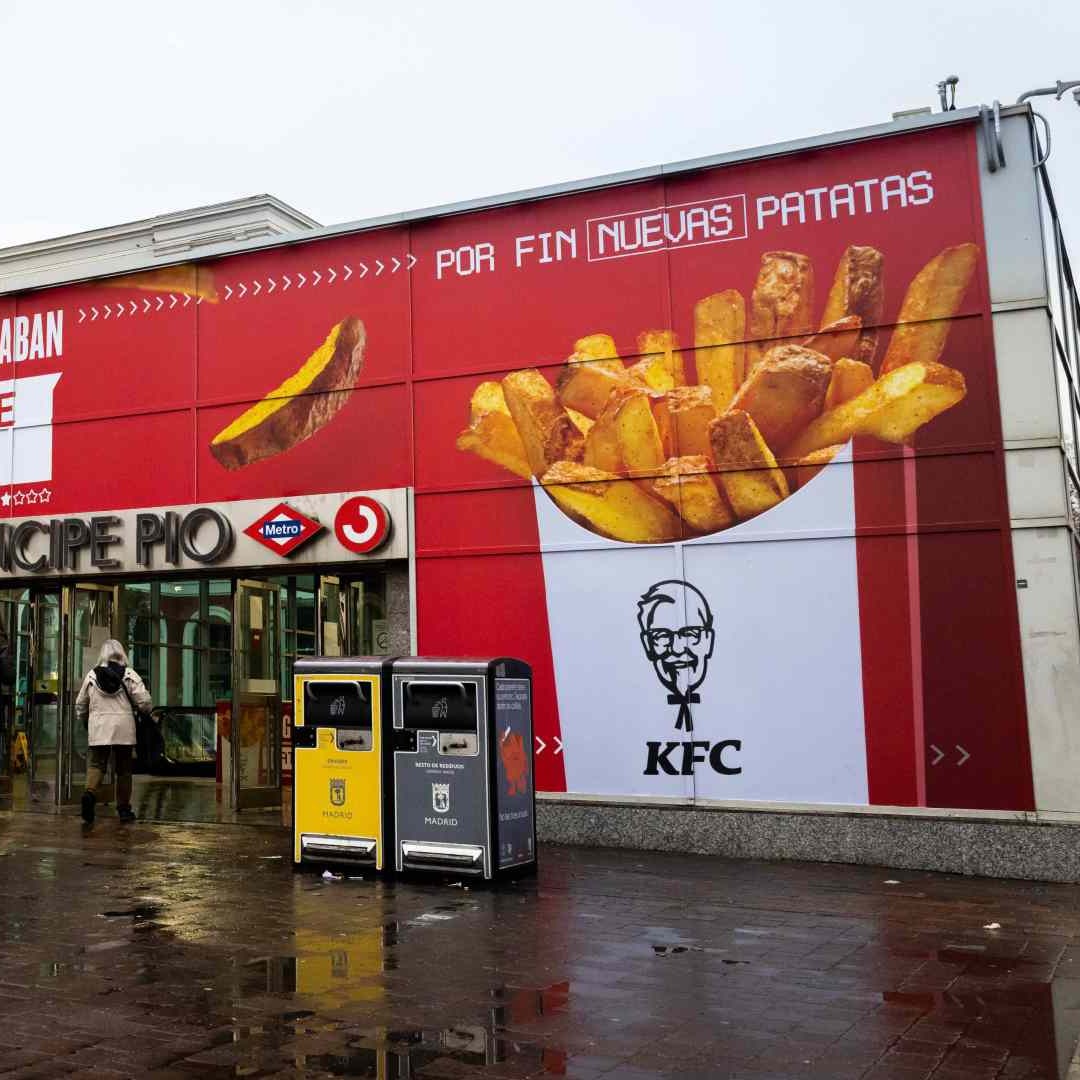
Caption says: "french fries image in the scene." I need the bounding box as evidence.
[626,355,677,392]
[654,386,717,459]
[637,330,685,387]
[104,264,219,303]
[584,387,665,477]
[210,317,364,469]
[747,252,814,371]
[455,382,532,479]
[566,408,594,437]
[709,410,789,520]
[694,290,746,410]
[786,445,845,491]
[729,345,832,450]
[879,244,978,374]
[652,457,733,532]
[569,333,624,370]
[825,357,875,409]
[456,241,975,543]
[821,245,884,365]
[540,461,682,543]
[802,315,863,363]
[557,362,637,418]
[503,369,584,476]
[784,361,967,458]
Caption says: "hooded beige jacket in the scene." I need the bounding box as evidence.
[75,664,153,747]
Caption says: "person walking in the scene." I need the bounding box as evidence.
[75,639,152,825]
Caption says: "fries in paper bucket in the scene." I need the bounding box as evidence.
[457,244,975,543]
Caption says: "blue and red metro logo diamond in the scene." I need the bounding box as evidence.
[244,502,323,557]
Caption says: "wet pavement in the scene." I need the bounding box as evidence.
[1,813,1079,1079]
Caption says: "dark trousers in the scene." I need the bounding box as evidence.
[86,746,133,808]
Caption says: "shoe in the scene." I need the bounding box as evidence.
[81,791,96,825]
[117,806,136,822]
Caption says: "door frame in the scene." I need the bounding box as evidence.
[231,578,282,810]
[19,586,63,810]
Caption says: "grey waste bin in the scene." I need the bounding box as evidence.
[390,657,536,878]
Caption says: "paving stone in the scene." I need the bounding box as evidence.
[0,812,1079,1078]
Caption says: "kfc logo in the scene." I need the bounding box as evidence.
[637,580,741,777]
[637,580,715,733]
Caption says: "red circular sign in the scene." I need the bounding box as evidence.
[334,496,390,554]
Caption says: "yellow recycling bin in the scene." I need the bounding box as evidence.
[292,657,395,870]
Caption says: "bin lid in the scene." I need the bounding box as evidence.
[293,656,398,676]
[391,657,531,679]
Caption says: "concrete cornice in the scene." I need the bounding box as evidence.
[0,195,319,294]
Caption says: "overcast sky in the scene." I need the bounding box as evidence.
[1,1,1078,252]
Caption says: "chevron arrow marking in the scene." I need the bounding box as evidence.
[327,267,337,283]
[91,307,99,322]
[183,294,191,308]
[343,265,353,281]
[375,259,384,276]
[143,299,151,313]
[406,253,417,270]
[956,745,970,766]
[156,297,165,311]
[115,304,124,319]
[296,272,306,289]
[130,301,138,314]
[267,277,276,294]
[252,280,262,297]
[554,736,563,755]
[281,275,291,291]
[168,294,178,309]
[103,305,111,320]
[311,269,321,286]
[535,736,546,755]
[391,256,401,273]
[224,285,233,301]
[358,262,368,278]
[930,744,945,766]
[78,309,86,324]
[237,283,247,299]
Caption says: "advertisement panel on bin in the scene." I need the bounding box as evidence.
[0,121,1031,813]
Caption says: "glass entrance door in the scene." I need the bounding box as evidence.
[0,590,19,810]
[349,576,390,655]
[17,589,62,809]
[64,585,117,802]
[232,579,281,810]
[319,575,345,656]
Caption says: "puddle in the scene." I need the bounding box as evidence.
[491,982,571,1027]
[100,904,162,920]
[881,976,1080,1079]
[302,1026,564,1077]
[222,961,577,1078]
[38,960,86,977]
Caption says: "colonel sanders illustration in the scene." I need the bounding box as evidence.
[637,580,715,732]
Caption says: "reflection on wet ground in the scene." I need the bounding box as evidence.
[130,775,283,827]
[0,813,1079,1078]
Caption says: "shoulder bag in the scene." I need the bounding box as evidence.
[120,678,164,770]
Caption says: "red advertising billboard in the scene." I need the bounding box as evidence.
[0,119,1032,811]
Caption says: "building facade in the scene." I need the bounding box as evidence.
[2,108,1079,878]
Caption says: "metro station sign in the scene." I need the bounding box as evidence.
[243,502,323,557]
